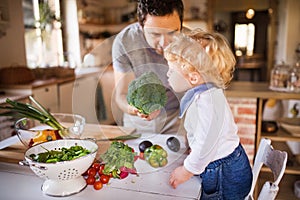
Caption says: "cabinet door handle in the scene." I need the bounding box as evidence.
[45,88,49,92]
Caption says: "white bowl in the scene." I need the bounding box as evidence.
[52,113,86,138]
[14,113,85,147]
[278,117,300,136]
[23,139,98,196]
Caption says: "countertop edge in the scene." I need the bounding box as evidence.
[0,67,105,89]
[225,81,300,100]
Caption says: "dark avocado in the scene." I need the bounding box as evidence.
[166,136,180,152]
[138,140,153,152]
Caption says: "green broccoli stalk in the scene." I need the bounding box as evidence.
[127,71,167,115]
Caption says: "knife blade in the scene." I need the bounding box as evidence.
[88,133,142,142]
[0,135,19,150]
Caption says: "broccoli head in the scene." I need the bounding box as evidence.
[127,71,167,115]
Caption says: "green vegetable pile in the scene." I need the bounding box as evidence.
[100,141,137,177]
[29,145,90,163]
[144,144,168,168]
[127,71,167,115]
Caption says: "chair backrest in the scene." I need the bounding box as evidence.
[245,138,288,200]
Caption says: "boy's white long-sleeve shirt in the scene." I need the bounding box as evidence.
[180,86,240,175]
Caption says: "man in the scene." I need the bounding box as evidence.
[112,0,185,134]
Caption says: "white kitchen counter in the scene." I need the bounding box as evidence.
[0,133,202,200]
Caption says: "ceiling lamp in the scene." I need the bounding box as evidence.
[246,8,255,19]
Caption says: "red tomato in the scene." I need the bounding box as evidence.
[139,152,145,160]
[93,181,103,190]
[82,169,88,176]
[87,168,97,177]
[86,176,96,185]
[98,164,105,175]
[100,174,110,184]
[92,162,101,171]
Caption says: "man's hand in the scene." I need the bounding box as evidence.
[128,105,139,115]
[137,109,161,121]
[128,105,161,121]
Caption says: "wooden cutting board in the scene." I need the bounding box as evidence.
[81,124,136,139]
[81,124,137,157]
[0,124,136,164]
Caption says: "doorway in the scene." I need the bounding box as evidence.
[232,10,269,81]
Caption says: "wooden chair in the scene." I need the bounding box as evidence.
[245,138,288,200]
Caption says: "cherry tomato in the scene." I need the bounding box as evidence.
[93,181,103,190]
[92,162,101,171]
[139,152,145,160]
[86,176,96,185]
[98,164,105,175]
[100,174,110,184]
[82,169,88,176]
[87,168,97,177]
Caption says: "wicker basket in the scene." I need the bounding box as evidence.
[32,67,75,79]
[52,66,75,78]
[0,66,35,85]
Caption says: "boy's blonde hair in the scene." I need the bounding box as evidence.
[164,29,236,89]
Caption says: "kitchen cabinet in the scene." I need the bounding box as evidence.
[32,84,58,113]
[225,82,300,199]
[255,94,300,199]
[57,68,115,124]
[72,75,99,124]
[58,81,74,114]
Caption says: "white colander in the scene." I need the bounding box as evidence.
[22,139,98,197]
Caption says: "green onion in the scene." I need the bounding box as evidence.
[0,96,66,137]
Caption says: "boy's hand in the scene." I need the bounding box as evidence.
[169,166,194,189]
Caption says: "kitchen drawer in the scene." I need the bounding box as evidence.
[32,84,58,113]
[58,81,74,114]
[72,75,99,123]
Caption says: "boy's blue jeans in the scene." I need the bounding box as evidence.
[199,144,253,200]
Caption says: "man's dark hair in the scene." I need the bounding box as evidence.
[137,0,184,28]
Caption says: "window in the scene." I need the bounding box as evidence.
[234,23,255,56]
[23,0,63,68]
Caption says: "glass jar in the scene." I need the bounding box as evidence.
[270,63,290,91]
[287,62,300,93]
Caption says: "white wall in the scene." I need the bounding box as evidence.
[0,0,26,67]
[275,0,300,65]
